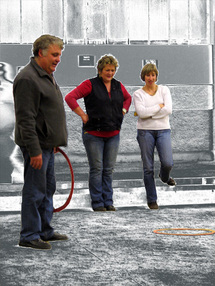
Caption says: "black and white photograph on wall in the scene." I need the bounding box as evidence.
[0,0,215,285]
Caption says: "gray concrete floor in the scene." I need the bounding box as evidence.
[0,205,215,286]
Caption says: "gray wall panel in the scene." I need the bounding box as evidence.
[0,44,213,85]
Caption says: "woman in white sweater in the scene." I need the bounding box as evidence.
[133,64,176,209]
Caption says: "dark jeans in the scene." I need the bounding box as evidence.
[82,131,120,209]
[20,147,55,242]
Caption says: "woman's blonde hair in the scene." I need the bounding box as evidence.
[97,54,119,74]
[141,63,158,81]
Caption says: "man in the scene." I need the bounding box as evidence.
[13,35,68,250]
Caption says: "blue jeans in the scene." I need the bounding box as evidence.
[137,129,174,203]
[82,131,120,209]
[20,147,56,242]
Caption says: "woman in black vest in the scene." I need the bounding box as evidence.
[65,55,131,211]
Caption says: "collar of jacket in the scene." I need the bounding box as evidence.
[30,57,54,81]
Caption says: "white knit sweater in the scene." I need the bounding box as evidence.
[133,85,172,130]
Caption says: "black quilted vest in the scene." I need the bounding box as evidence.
[83,76,124,131]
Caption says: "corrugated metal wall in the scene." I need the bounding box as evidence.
[0,0,212,45]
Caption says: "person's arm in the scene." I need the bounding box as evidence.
[72,106,89,124]
[133,90,161,119]
[14,78,43,169]
[152,86,172,119]
[14,79,42,153]
[120,83,132,115]
[65,80,92,123]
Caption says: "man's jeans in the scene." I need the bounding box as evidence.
[82,131,120,209]
[20,147,55,242]
[137,129,174,203]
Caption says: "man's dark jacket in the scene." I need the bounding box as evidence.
[13,58,67,157]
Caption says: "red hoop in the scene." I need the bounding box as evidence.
[53,147,74,212]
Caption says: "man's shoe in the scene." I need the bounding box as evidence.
[44,232,68,241]
[167,177,176,186]
[147,202,159,209]
[19,238,51,250]
[106,205,116,211]
[93,206,107,211]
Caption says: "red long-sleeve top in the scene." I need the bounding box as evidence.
[65,79,131,137]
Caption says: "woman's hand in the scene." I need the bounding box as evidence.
[81,113,89,124]
[73,107,89,124]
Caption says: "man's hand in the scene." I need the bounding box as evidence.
[30,154,43,170]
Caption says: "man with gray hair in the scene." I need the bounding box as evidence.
[13,34,68,250]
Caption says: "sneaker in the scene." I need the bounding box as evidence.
[19,238,51,250]
[147,202,159,209]
[93,206,107,211]
[167,177,176,186]
[106,205,116,211]
[44,232,68,241]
